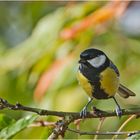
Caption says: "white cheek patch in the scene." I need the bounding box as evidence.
[87,55,106,68]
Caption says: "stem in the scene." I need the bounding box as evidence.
[112,115,136,139]
[94,117,105,139]
[0,98,140,120]
[67,128,140,136]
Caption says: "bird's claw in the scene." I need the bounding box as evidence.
[115,107,122,118]
[80,106,87,118]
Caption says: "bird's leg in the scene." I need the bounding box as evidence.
[113,97,122,117]
[80,97,93,118]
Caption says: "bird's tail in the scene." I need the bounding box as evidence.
[118,84,136,98]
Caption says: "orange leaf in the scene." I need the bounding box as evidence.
[60,1,129,40]
[34,55,73,102]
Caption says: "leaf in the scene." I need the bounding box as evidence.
[0,115,38,139]
[0,2,95,75]
[34,55,73,102]
[60,1,127,39]
[0,114,15,130]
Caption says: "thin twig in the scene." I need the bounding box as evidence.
[48,119,70,140]
[28,121,56,128]
[67,128,140,136]
[94,117,105,139]
[113,115,136,139]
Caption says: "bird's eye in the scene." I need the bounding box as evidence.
[87,55,106,68]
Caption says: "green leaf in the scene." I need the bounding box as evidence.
[0,114,15,130]
[0,115,38,139]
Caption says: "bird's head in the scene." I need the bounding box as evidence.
[79,48,110,70]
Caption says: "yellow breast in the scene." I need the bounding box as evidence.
[77,70,93,97]
[100,67,119,97]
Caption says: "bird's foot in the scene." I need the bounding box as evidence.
[80,98,93,118]
[115,107,122,118]
[80,106,88,118]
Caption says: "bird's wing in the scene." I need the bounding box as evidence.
[118,84,136,98]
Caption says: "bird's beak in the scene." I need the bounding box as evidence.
[78,59,86,64]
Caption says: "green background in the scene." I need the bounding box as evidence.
[0,1,140,139]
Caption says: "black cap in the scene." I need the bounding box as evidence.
[80,48,105,60]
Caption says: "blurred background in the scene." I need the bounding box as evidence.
[0,1,140,139]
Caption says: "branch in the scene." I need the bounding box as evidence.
[113,115,136,139]
[67,128,140,136]
[0,98,140,139]
[48,119,70,139]
[28,121,56,128]
[94,117,105,139]
[0,98,140,120]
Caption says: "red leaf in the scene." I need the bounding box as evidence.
[34,55,73,102]
[60,1,129,40]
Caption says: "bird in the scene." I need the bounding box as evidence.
[77,48,136,117]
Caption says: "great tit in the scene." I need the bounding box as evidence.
[77,48,135,117]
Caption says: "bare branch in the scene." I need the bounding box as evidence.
[0,97,140,139]
[94,117,105,139]
[48,120,70,140]
[113,115,136,139]
[0,98,140,120]
[28,121,56,128]
[67,128,140,136]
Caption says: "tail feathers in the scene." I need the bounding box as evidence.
[118,84,136,98]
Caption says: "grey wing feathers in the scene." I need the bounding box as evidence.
[118,84,136,98]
